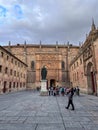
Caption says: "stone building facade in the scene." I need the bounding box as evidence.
[70,21,98,95]
[4,43,79,89]
[3,21,98,96]
[0,46,27,94]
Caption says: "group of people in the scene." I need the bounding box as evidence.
[48,86,80,96]
[48,86,66,96]
[48,86,80,111]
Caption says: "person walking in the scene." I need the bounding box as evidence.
[65,87,75,110]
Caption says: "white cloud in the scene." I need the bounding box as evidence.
[0,0,98,45]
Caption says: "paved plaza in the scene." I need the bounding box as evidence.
[0,90,98,130]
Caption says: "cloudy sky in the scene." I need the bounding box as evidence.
[0,0,98,46]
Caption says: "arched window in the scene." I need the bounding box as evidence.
[31,61,35,70]
[62,61,65,69]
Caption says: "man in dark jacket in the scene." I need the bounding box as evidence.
[65,87,75,110]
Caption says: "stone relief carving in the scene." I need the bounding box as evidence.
[39,55,58,60]
[41,61,59,69]
[83,45,92,61]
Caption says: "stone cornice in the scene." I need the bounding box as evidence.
[0,45,28,67]
[4,44,79,48]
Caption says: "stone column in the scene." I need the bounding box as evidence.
[40,80,48,96]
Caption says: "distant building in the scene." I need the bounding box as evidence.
[2,20,98,96]
[0,46,27,94]
[4,42,79,90]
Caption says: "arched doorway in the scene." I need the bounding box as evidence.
[3,81,7,93]
[50,79,55,87]
[87,62,96,94]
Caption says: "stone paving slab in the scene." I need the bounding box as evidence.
[36,123,65,130]
[0,124,36,130]
[0,91,98,130]
[83,124,98,130]
[26,116,62,124]
[63,116,91,122]
[65,128,85,130]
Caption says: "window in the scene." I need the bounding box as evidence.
[17,82,18,88]
[9,82,11,89]
[0,65,2,72]
[1,52,4,57]
[13,82,15,88]
[21,73,22,78]
[10,69,13,75]
[77,72,79,80]
[62,61,65,69]
[5,67,8,74]
[31,61,35,70]
[74,63,75,69]
[11,58,13,63]
[14,71,16,76]
[18,62,20,67]
[24,74,25,78]
[77,62,78,67]
[17,72,19,77]
[7,55,9,60]
[15,61,17,65]
[80,58,82,64]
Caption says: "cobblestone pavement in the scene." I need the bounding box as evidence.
[0,90,98,130]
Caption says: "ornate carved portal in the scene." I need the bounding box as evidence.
[87,62,97,95]
[83,45,92,61]
[35,53,62,87]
